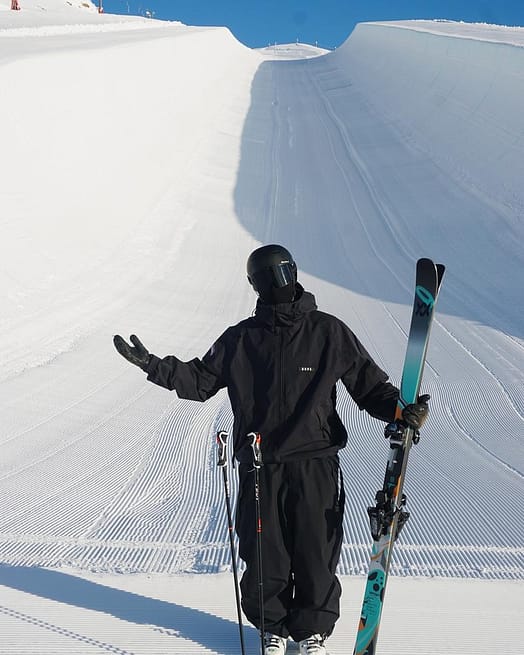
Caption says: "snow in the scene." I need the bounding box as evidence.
[373,19,524,47]
[0,2,523,653]
[257,43,329,60]
[0,0,174,31]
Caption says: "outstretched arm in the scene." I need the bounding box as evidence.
[113,333,227,402]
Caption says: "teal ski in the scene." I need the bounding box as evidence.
[353,258,445,655]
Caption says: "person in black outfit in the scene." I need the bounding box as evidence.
[113,244,428,655]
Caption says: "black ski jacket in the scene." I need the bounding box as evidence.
[146,286,399,463]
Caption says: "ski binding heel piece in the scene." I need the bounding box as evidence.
[367,491,410,541]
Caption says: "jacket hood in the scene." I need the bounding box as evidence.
[254,283,318,328]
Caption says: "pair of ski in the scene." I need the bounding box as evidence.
[353,257,445,655]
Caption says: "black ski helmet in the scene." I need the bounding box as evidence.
[247,244,297,304]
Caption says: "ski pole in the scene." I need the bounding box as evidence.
[216,431,246,655]
[248,431,265,655]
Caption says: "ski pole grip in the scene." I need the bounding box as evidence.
[248,432,263,469]
[216,430,228,467]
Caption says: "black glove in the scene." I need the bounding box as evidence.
[402,394,430,430]
[113,334,151,371]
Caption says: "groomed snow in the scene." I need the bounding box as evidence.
[0,2,523,653]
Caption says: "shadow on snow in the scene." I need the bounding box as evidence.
[0,564,256,655]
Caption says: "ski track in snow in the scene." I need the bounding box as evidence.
[0,5,523,615]
[0,604,136,654]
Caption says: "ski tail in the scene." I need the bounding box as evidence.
[396,258,442,414]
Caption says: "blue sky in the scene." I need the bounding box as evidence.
[101,1,524,49]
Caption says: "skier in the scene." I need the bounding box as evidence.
[113,244,428,655]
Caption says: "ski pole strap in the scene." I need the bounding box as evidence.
[248,432,263,469]
[216,431,228,468]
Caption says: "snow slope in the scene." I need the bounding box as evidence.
[0,4,523,653]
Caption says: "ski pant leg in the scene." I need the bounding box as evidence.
[286,456,345,642]
[236,463,293,637]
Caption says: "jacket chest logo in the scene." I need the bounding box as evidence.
[299,366,315,372]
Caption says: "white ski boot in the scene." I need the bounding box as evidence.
[264,633,288,655]
[298,634,327,655]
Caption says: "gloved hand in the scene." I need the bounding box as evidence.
[113,334,151,371]
[402,394,430,430]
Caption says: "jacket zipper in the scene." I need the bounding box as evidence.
[279,328,284,424]
[272,306,285,425]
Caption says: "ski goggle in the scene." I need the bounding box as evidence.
[250,262,296,292]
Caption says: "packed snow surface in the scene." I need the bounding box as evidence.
[0,2,523,653]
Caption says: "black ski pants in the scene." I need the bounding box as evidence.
[236,456,345,642]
